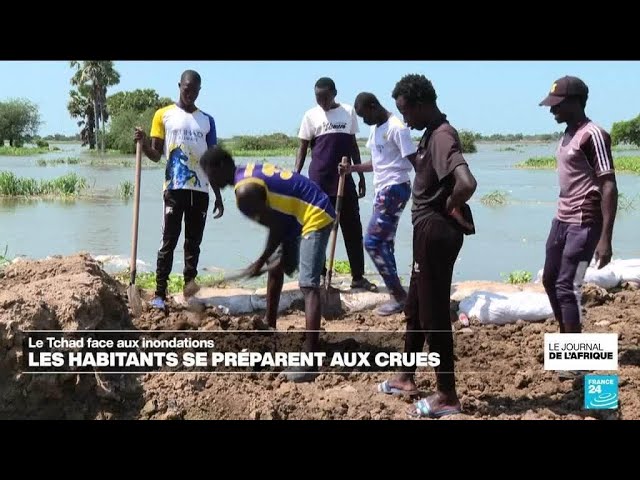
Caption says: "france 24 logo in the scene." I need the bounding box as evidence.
[584,375,618,410]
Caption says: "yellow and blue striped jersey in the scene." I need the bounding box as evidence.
[234,162,336,237]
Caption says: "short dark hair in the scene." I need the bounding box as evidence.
[315,77,336,91]
[392,74,437,105]
[200,145,234,171]
[181,69,201,84]
[354,92,380,109]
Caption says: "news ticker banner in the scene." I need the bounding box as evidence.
[22,330,441,374]
[22,330,619,379]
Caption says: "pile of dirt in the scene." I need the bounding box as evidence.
[0,254,142,419]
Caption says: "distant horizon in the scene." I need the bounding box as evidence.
[1,60,638,139]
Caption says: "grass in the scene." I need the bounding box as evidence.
[0,146,50,156]
[331,260,352,274]
[480,190,509,206]
[517,155,640,173]
[501,270,532,284]
[0,245,9,270]
[118,180,134,199]
[35,157,81,166]
[516,156,556,169]
[113,271,225,294]
[227,147,298,157]
[0,171,88,197]
[613,157,640,174]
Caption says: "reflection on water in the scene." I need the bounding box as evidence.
[1,142,639,284]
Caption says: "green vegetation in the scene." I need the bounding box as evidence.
[42,133,82,142]
[0,146,49,156]
[0,171,87,197]
[611,114,640,147]
[0,98,42,147]
[517,155,640,173]
[331,260,352,275]
[113,271,224,294]
[118,180,134,199]
[476,132,563,143]
[459,130,477,153]
[68,61,121,152]
[219,133,299,157]
[104,89,174,155]
[0,245,9,270]
[35,157,81,166]
[502,270,533,284]
[516,156,556,169]
[613,157,640,173]
[498,146,521,152]
[480,190,509,206]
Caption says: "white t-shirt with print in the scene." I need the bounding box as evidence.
[151,104,217,194]
[298,103,359,195]
[366,114,416,193]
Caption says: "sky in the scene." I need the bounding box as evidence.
[0,60,638,138]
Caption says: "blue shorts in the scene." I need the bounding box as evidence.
[277,225,331,288]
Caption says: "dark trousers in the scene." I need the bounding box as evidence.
[542,218,601,331]
[404,214,463,394]
[322,183,365,280]
[155,189,209,299]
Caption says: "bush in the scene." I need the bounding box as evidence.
[105,108,156,154]
[459,130,477,153]
[231,133,298,151]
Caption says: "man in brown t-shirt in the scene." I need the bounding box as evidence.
[376,74,477,418]
[539,76,618,339]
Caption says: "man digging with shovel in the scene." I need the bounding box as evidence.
[199,146,337,382]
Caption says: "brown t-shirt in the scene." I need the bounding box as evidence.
[555,119,614,225]
[411,116,468,224]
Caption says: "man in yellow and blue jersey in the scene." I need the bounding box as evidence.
[200,146,336,383]
[134,70,224,310]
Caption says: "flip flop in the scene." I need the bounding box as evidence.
[407,398,462,419]
[377,380,419,397]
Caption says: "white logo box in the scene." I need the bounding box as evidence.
[544,333,618,371]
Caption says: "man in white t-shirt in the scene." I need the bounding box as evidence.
[295,77,377,292]
[340,92,416,315]
[134,69,224,310]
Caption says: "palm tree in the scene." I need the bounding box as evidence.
[70,61,121,153]
[67,83,96,149]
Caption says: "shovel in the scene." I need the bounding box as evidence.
[321,156,349,320]
[127,140,143,317]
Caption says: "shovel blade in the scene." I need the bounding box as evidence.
[127,284,143,317]
[321,285,344,320]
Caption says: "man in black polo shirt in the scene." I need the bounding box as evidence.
[377,74,477,419]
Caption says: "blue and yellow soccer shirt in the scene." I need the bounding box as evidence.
[233,162,336,238]
[150,104,217,193]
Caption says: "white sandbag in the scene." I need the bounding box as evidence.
[178,287,255,314]
[583,263,622,289]
[610,258,640,283]
[535,262,623,289]
[340,290,390,312]
[535,269,544,284]
[250,289,303,313]
[458,290,553,325]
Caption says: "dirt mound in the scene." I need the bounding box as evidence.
[0,254,142,419]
